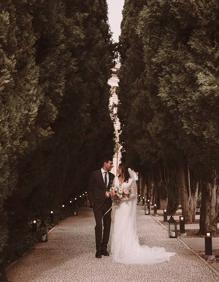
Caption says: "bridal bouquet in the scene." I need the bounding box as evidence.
[109,184,130,204]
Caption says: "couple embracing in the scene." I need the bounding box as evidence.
[88,158,175,265]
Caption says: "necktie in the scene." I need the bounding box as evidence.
[104,172,107,187]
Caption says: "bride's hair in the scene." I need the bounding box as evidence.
[118,163,130,182]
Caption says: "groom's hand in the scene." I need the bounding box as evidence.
[105,191,110,198]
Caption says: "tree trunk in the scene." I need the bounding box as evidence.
[141,175,147,198]
[199,182,211,235]
[209,171,218,233]
[166,167,178,214]
[145,176,152,201]
[178,162,190,222]
[138,174,143,197]
[209,180,218,233]
[187,168,199,223]
[153,169,160,208]
[199,171,219,235]
[178,163,199,223]
[189,182,199,223]
[157,167,168,209]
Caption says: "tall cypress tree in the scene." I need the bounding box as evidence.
[119,0,219,228]
[0,0,115,272]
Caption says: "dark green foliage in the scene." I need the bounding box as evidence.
[119,1,219,219]
[0,0,114,271]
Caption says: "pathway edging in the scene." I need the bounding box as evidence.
[151,214,219,276]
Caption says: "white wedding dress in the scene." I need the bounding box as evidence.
[111,173,175,265]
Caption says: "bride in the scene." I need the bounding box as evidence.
[110,163,175,264]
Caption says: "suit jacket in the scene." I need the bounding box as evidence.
[88,169,115,208]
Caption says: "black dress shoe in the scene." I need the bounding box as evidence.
[101,250,110,256]
[95,252,102,258]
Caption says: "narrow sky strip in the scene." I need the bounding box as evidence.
[107,0,125,42]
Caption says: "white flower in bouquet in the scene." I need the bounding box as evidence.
[110,184,130,204]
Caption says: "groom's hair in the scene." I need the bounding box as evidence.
[101,157,112,165]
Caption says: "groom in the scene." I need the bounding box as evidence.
[88,158,114,258]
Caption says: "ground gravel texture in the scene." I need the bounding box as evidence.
[7,207,218,282]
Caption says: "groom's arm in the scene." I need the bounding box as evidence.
[105,173,115,198]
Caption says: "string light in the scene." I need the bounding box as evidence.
[205,232,212,255]
[168,216,177,238]
[153,204,157,215]
[179,216,185,234]
[163,209,167,222]
[32,219,37,232]
[145,204,150,215]
[49,210,54,224]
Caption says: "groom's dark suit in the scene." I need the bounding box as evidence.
[88,169,114,253]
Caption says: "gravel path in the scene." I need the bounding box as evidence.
[7,207,218,282]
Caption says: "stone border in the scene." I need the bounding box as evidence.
[151,214,219,276]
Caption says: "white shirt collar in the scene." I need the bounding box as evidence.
[101,168,108,174]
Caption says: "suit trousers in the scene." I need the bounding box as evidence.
[93,198,112,252]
